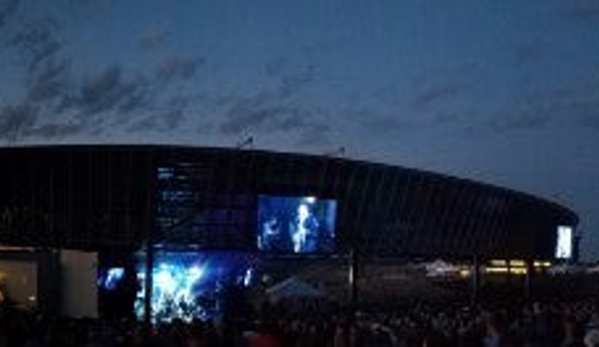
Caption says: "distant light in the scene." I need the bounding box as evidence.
[509,260,525,267]
[490,259,507,266]
[485,267,527,275]
[534,261,552,267]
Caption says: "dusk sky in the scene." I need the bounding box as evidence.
[1,0,598,259]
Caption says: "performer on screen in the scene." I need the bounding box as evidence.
[291,202,319,253]
[259,216,281,251]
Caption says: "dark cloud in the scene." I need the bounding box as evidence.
[431,111,463,126]
[218,64,320,136]
[27,58,70,102]
[127,116,158,133]
[264,57,289,77]
[0,0,19,29]
[277,64,316,99]
[487,109,552,131]
[0,103,38,142]
[126,112,181,133]
[219,100,330,143]
[126,96,190,133]
[512,40,548,67]
[485,90,557,132]
[220,103,299,135]
[58,66,151,118]
[160,96,189,130]
[561,0,599,21]
[9,17,62,73]
[27,122,82,139]
[296,122,331,146]
[486,79,599,132]
[350,102,415,134]
[557,84,599,128]
[410,80,466,110]
[138,27,171,51]
[8,16,72,111]
[156,55,204,83]
[10,16,153,126]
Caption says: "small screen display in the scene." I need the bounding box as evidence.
[257,195,337,254]
[555,225,573,259]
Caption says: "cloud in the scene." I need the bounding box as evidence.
[556,83,599,128]
[27,122,82,139]
[512,40,548,67]
[351,104,415,134]
[561,0,599,21]
[487,109,552,132]
[485,78,599,132]
[27,57,70,103]
[485,91,558,132]
[0,0,19,29]
[58,65,151,118]
[1,10,208,142]
[264,56,289,77]
[0,103,38,142]
[126,118,155,133]
[156,55,204,83]
[126,96,190,133]
[217,64,321,137]
[9,17,62,73]
[277,64,316,99]
[7,16,72,108]
[138,27,171,51]
[219,100,331,146]
[220,103,299,135]
[410,80,467,111]
[293,107,332,146]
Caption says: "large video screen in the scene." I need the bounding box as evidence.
[135,250,257,322]
[555,225,573,259]
[257,195,337,254]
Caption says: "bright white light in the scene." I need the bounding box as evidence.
[298,204,310,221]
[155,268,176,294]
[293,204,311,252]
[104,267,125,290]
[556,226,573,259]
[243,268,253,287]
[305,196,317,204]
[188,266,204,282]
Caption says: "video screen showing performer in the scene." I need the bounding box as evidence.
[257,196,337,254]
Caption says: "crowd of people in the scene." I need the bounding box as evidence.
[2,296,599,346]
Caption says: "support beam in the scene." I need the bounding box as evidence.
[143,241,154,331]
[471,256,481,305]
[348,249,358,310]
[524,259,534,302]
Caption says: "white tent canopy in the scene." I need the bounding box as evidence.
[265,276,325,299]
